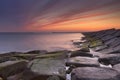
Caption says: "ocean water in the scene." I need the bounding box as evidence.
[0,33,84,53]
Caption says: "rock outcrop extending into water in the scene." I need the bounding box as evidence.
[68,28,120,80]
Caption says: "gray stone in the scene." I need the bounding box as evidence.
[0,60,28,78]
[66,57,99,67]
[29,59,65,79]
[71,67,120,80]
[98,54,120,65]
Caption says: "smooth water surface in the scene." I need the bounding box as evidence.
[0,33,83,53]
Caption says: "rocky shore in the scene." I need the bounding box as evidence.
[67,28,120,80]
[0,50,68,80]
[0,28,120,80]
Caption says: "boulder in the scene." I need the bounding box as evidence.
[0,60,28,78]
[66,57,99,67]
[29,59,65,79]
[98,54,120,65]
[71,67,120,80]
[70,50,93,57]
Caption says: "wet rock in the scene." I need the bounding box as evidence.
[98,54,120,65]
[0,60,28,78]
[66,57,99,67]
[70,50,93,57]
[71,67,120,80]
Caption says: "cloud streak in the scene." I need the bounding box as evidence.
[0,0,120,32]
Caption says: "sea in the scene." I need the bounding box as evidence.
[0,32,84,53]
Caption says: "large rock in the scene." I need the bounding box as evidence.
[71,67,120,80]
[0,60,28,78]
[66,57,99,67]
[98,54,120,65]
[29,59,65,79]
[70,50,93,57]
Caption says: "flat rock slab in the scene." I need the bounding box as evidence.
[71,67,120,80]
[98,54,120,65]
[66,57,99,67]
[0,60,28,78]
[29,59,65,78]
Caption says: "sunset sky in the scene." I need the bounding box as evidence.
[0,0,120,32]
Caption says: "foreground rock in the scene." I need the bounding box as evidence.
[71,67,120,80]
[66,57,99,67]
[0,60,28,78]
[29,58,65,80]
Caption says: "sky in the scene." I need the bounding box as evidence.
[0,0,120,32]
